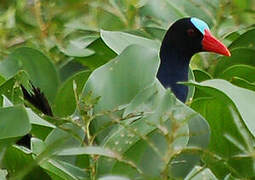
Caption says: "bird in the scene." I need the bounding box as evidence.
[157,17,231,102]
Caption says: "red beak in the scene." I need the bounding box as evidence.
[202,29,231,56]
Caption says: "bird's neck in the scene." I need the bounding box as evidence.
[157,46,191,102]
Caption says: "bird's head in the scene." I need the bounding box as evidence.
[162,17,231,57]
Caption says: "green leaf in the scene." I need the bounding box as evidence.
[57,146,118,158]
[97,9,126,31]
[191,97,253,178]
[214,48,255,77]
[187,68,195,101]
[44,123,84,152]
[99,175,130,180]
[218,64,255,83]
[140,0,183,28]
[75,38,117,70]
[53,70,90,117]
[185,166,217,180]
[0,71,28,105]
[188,79,255,138]
[40,159,89,180]
[229,28,255,49]
[2,145,50,180]
[100,30,160,54]
[58,35,98,58]
[0,105,31,139]
[193,69,212,82]
[82,45,159,138]
[143,27,166,40]
[27,108,56,128]
[1,47,59,102]
[58,44,94,57]
[31,137,46,155]
[231,77,255,91]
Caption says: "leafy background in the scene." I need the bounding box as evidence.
[0,0,255,179]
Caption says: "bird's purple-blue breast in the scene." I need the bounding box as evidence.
[190,17,209,35]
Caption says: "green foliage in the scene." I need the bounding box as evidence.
[0,0,255,179]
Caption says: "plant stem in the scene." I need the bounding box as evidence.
[34,0,48,38]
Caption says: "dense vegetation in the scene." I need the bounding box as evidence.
[0,0,255,179]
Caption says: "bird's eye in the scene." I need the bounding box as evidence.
[187,29,196,37]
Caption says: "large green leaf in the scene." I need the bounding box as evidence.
[188,79,255,138]
[191,97,254,178]
[0,47,59,103]
[82,45,159,137]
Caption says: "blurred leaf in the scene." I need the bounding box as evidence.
[229,28,255,49]
[140,0,183,28]
[214,48,255,77]
[193,69,212,82]
[58,44,94,58]
[101,30,160,54]
[99,175,130,180]
[0,169,8,180]
[97,8,126,31]
[231,77,255,91]
[143,27,166,40]
[233,0,249,9]
[218,64,255,83]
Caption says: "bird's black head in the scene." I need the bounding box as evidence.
[161,17,230,58]
[158,17,231,102]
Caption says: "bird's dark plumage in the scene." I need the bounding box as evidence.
[157,17,230,102]
[17,85,53,148]
[21,85,53,116]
